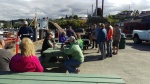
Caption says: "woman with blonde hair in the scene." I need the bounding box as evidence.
[9,38,43,72]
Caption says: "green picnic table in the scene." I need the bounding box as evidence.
[41,47,68,68]
[0,71,125,84]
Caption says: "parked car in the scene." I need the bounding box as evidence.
[132,29,150,44]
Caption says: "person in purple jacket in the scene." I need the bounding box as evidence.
[59,32,67,48]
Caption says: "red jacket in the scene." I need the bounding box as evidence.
[107,26,113,41]
[9,54,43,72]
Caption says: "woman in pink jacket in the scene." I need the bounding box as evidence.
[9,38,43,72]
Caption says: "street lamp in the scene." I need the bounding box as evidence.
[102,0,104,17]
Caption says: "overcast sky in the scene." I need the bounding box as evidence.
[0,0,150,20]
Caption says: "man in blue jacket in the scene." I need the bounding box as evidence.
[96,23,107,60]
[18,21,34,40]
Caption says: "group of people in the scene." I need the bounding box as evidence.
[40,26,84,73]
[0,37,44,72]
[88,22,121,60]
[0,20,121,74]
[0,21,43,72]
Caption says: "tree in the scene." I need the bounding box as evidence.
[107,15,119,25]
[69,16,73,19]
[73,15,79,19]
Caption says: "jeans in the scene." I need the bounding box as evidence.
[64,59,81,73]
[106,40,112,57]
[99,42,106,59]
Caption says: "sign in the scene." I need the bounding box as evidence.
[40,17,48,29]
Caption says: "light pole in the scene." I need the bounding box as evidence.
[102,0,104,17]
[33,8,38,41]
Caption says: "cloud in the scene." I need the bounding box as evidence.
[0,0,150,20]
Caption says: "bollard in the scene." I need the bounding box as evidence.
[15,32,19,54]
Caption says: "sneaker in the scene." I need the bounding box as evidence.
[75,69,80,74]
[112,52,115,55]
[109,55,112,57]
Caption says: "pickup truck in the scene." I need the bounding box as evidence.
[132,30,150,44]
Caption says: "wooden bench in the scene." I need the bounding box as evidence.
[0,71,125,84]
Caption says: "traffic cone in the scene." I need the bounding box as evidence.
[15,32,19,54]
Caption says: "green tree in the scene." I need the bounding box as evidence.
[73,15,78,19]
[107,15,119,25]
[69,16,73,19]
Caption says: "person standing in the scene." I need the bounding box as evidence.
[66,26,77,39]
[105,22,113,57]
[112,24,121,55]
[18,21,34,40]
[91,24,99,49]
[0,38,13,71]
[96,23,107,60]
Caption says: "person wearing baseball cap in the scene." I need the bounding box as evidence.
[18,21,34,40]
[61,36,84,73]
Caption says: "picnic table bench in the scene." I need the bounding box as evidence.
[0,71,125,84]
[41,47,68,68]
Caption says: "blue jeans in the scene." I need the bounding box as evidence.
[64,59,81,73]
[106,40,112,57]
[99,42,106,59]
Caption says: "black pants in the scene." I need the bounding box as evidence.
[92,39,97,48]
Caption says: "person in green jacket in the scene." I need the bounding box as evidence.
[77,33,83,50]
[61,36,84,73]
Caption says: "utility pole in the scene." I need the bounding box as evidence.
[96,0,98,16]
[102,0,104,17]
[33,8,38,41]
[92,4,93,16]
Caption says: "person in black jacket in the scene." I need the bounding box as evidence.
[18,21,34,40]
[40,32,56,62]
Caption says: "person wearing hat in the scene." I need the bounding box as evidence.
[112,24,121,55]
[18,21,34,40]
[61,36,84,73]
[0,37,13,71]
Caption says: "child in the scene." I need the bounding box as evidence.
[59,32,67,48]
